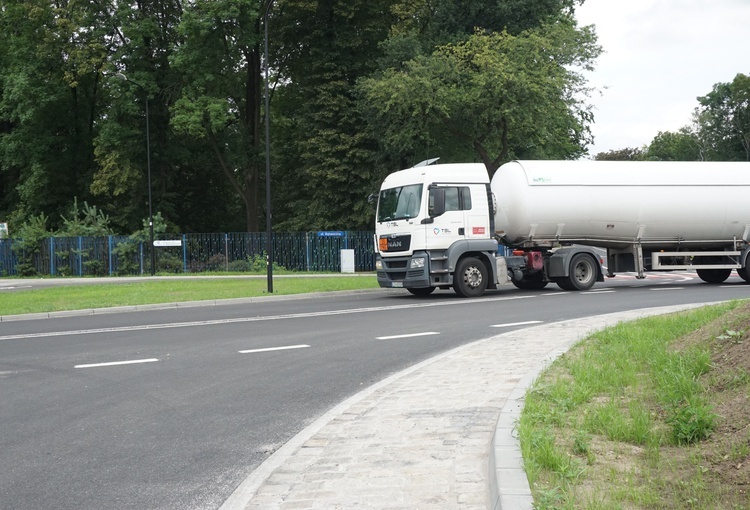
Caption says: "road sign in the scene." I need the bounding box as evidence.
[153,240,182,247]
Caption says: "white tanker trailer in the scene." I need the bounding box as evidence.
[374,159,750,297]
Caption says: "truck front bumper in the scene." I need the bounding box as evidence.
[376,253,431,289]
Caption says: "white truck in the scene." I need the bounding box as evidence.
[374,159,750,297]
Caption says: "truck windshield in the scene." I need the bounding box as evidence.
[377,184,423,222]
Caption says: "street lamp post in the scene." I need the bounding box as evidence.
[264,0,274,293]
[116,73,155,276]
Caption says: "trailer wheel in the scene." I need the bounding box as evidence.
[738,266,750,283]
[565,253,597,291]
[697,268,732,284]
[453,257,488,297]
[407,287,436,296]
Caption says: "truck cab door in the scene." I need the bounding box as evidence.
[425,186,471,250]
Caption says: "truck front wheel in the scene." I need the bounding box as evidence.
[453,257,488,297]
[407,287,436,296]
[738,266,750,283]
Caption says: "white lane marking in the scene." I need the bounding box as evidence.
[75,358,159,369]
[239,344,309,354]
[650,287,684,291]
[579,290,616,294]
[490,320,543,328]
[0,295,534,341]
[376,332,439,340]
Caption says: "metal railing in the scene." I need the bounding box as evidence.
[0,231,376,277]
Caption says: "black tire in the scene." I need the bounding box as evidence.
[565,253,598,291]
[453,257,488,297]
[738,266,750,283]
[407,286,436,296]
[554,277,575,291]
[511,273,548,290]
[697,268,732,284]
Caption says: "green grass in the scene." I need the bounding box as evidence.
[0,275,379,315]
[518,300,750,509]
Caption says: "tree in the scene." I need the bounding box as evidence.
[358,21,601,176]
[0,0,112,229]
[694,73,750,161]
[643,128,702,161]
[91,0,186,232]
[593,148,644,161]
[270,0,398,231]
[170,0,265,232]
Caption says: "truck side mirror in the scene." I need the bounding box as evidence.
[429,187,446,217]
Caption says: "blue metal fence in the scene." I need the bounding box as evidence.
[0,231,376,277]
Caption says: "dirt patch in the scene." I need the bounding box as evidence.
[687,302,750,502]
[634,301,750,506]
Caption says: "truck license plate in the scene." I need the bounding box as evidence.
[391,282,403,288]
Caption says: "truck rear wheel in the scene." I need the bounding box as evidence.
[511,273,548,290]
[453,257,488,297]
[738,266,750,283]
[407,287,436,296]
[697,268,732,283]
[564,253,597,291]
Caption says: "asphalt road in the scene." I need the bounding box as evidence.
[0,273,748,509]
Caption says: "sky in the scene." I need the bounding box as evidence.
[574,0,750,157]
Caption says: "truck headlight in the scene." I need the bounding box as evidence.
[410,257,426,269]
[375,260,383,270]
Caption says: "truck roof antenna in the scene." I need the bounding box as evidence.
[413,158,440,168]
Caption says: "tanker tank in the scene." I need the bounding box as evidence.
[491,160,750,250]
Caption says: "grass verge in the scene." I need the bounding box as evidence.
[519,299,750,509]
[0,275,379,315]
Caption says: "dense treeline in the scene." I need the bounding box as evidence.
[1,0,600,236]
[595,73,750,162]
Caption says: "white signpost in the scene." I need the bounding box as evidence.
[153,240,182,247]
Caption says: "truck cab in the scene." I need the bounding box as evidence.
[375,162,500,297]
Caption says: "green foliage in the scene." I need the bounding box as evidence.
[594,147,644,161]
[695,73,750,161]
[111,212,169,275]
[644,128,703,161]
[0,0,107,229]
[665,396,717,445]
[358,21,601,175]
[170,0,263,232]
[58,197,113,237]
[9,213,50,276]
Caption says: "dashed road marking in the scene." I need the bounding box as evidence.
[490,321,543,328]
[376,332,440,340]
[75,358,159,369]
[239,344,310,354]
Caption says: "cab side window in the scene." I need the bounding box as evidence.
[429,186,471,214]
